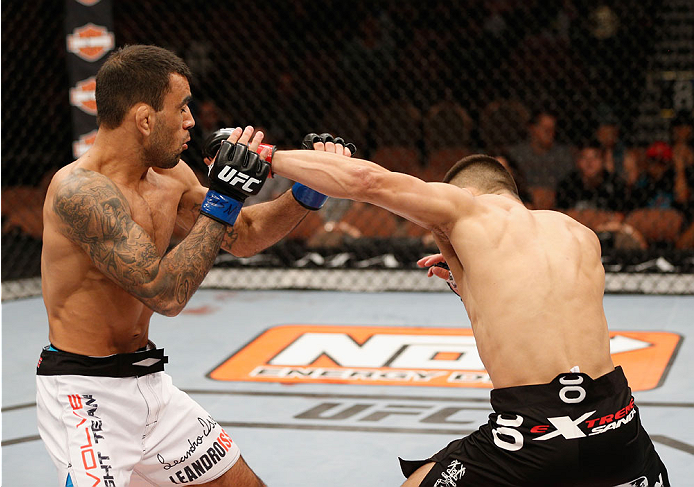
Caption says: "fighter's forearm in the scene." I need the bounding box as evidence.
[149,215,226,315]
[272,149,387,201]
[221,190,309,257]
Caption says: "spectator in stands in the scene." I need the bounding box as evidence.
[594,109,626,175]
[627,141,690,211]
[507,108,573,208]
[670,112,694,248]
[620,141,690,248]
[555,139,626,212]
[672,111,694,149]
[622,147,646,189]
[671,110,694,188]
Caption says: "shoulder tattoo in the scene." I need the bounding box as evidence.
[52,169,160,285]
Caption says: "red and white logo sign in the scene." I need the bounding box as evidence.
[73,130,98,158]
[66,23,114,62]
[70,77,97,115]
[209,325,680,391]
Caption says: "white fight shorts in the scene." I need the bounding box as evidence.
[36,344,240,486]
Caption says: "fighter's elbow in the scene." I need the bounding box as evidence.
[228,244,258,259]
[139,283,188,316]
[350,166,381,200]
[159,304,184,317]
[146,297,185,317]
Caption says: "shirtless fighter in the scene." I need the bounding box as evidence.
[266,143,670,486]
[36,45,350,487]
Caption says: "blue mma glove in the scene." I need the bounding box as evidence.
[292,132,357,210]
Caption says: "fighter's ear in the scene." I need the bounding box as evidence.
[134,104,154,136]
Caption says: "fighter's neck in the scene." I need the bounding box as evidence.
[87,129,151,182]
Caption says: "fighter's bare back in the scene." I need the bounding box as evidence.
[431,193,614,388]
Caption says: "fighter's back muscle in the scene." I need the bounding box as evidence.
[446,197,611,386]
[41,160,191,354]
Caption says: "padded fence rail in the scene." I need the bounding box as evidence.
[3,267,694,302]
[2,0,693,296]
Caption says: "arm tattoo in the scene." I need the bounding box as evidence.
[53,169,225,313]
[161,217,224,306]
[222,226,239,250]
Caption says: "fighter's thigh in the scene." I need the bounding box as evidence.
[400,462,435,487]
[135,373,242,485]
[37,375,148,486]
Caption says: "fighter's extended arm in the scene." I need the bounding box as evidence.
[53,169,225,316]
[272,150,472,231]
[178,131,355,257]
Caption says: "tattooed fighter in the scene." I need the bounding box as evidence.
[36,45,347,487]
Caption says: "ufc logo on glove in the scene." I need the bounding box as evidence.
[216,167,262,193]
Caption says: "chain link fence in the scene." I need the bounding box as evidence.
[2,0,694,298]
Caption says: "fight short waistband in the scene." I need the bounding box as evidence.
[490,366,628,411]
[36,343,168,378]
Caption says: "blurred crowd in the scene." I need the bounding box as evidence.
[3,104,694,253]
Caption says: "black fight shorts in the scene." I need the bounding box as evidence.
[399,366,669,487]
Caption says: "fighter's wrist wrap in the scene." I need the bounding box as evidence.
[200,190,243,226]
[291,182,328,210]
[293,132,357,211]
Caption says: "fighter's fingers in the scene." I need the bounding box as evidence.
[417,254,444,267]
[249,129,265,152]
[225,127,243,144]
[259,145,271,161]
[324,140,336,153]
[333,137,345,154]
[430,267,451,280]
[237,126,255,146]
[313,141,325,151]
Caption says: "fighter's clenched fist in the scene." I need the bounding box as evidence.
[200,126,271,226]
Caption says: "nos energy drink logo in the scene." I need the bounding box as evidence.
[209,325,680,391]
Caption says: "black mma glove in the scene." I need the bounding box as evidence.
[292,133,357,210]
[200,141,271,226]
[203,128,276,164]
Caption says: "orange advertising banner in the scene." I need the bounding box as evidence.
[209,325,680,391]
